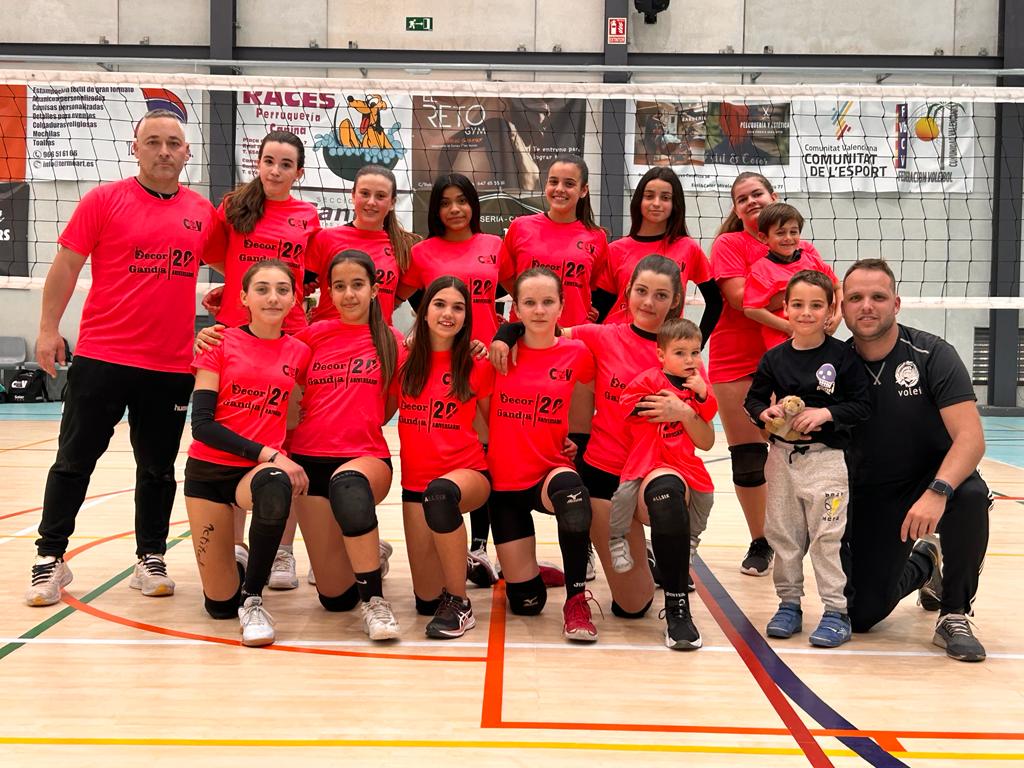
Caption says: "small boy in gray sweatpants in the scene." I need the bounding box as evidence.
[743,270,871,648]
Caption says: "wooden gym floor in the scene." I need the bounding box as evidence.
[0,405,1021,767]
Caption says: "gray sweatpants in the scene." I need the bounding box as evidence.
[610,478,713,555]
[764,441,849,613]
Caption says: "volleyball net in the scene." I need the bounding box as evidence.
[0,68,1021,383]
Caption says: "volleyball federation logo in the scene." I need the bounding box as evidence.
[894,102,966,170]
[141,89,189,123]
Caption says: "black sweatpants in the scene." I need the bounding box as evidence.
[36,356,194,558]
[847,471,990,632]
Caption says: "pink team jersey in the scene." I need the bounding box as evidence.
[399,234,504,343]
[709,230,821,383]
[486,338,595,490]
[188,327,311,467]
[498,213,609,327]
[619,366,716,491]
[395,352,494,491]
[289,320,405,458]
[306,225,400,323]
[59,178,220,373]
[743,251,838,349]
[571,323,660,475]
[213,197,320,333]
[600,235,711,325]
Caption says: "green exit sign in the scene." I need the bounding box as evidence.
[406,16,433,31]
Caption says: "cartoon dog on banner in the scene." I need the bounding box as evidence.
[314,92,406,181]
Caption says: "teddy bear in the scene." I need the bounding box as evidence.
[764,395,806,441]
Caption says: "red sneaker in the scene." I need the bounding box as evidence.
[562,591,599,643]
[538,561,566,588]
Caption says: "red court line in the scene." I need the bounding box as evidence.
[480,580,507,728]
[0,436,58,454]
[60,523,486,664]
[0,485,138,521]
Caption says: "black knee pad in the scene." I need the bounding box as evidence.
[415,594,443,616]
[318,583,360,612]
[729,443,768,487]
[250,467,292,531]
[547,471,592,535]
[423,478,464,535]
[506,574,547,616]
[203,588,241,620]
[644,475,688,537]
[329,470,378,537]
[611,598,653,619]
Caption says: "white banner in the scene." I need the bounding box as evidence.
[794,100,975,193]
[27,86,205,182]
[236,89,413,193]
[626,99,802,193]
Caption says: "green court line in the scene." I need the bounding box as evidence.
[0,531,191,662]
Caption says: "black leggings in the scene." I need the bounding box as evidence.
[848,471,990,631]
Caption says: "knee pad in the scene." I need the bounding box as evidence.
[547,471,592,535]
[506,574,547,616]
[329,470,378,537]
[644,475,688,538]
[611,598,653,619]
[423,478,464,535]
[203,588,241,620]
[415,594,443,616]
[729,443,768,487]
[250,467,292,530]
[318,583,359,612]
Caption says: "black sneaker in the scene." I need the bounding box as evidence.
[425,591,476,640]
[741,537,774,577]
[933,613,986,662]
[646,540,662,588]
[660,594,702,651]
[913,536,942,612]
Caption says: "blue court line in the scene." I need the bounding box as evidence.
[693,554,909,768]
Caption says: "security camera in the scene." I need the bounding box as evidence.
[634,0,670,23]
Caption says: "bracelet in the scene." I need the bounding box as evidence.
[268,451,279,464]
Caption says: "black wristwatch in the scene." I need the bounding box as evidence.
[927,478,954,498]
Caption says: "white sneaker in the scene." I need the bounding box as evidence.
[129,554,175,597]
[267,548,299,590]
[467,547,499,588]
[379,540,394,578]
[586,544,597,581]
[307,567,316,585]
[361,595,400,640]
[234,544,249,574]
[609,536,634,573]
[238,595,276,647]
[25,556,73,606]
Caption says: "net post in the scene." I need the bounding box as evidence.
[207,0,237,206]
[989,0,1024,406]
[601,0,630,239]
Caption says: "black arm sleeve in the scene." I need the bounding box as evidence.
[191,389,264,462]
[591,288,617,323]
[493,321,526,346]
[696,279,723,350]
[405,289,424,312]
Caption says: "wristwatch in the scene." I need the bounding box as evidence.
[927,478,954,498]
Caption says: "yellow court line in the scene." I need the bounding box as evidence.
[0,737,1021,760]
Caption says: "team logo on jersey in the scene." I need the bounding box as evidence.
[182,217,203,232]
[477,252,497,264]
[816,363,837,395]
[823,492,844,522]
[441,372,453,386]
[287,217,311,229]
[895,361,920,388]
[549,367,573,381]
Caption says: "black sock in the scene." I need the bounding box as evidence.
[558,529,590,599]
[469,504,490,551]
[650,530,689,596]
[355,568,384,603]
[243,520,287,599]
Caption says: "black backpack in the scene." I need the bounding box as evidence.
[9,368,51,403]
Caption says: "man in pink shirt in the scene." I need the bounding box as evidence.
[26,110,219,607]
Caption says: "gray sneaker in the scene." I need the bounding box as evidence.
[914,536,942,612]
[25,556,73,606]
[933,613,986,662]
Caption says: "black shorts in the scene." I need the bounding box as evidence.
[489,480,548,545]
[183,457,251,505]
[401,469,491,504]
[292,454,394,498]
[577,458,621,501]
